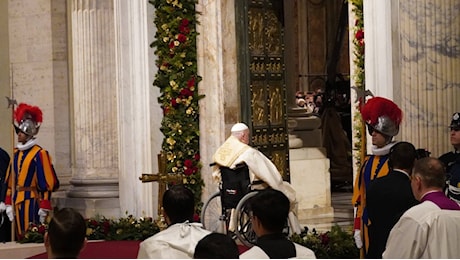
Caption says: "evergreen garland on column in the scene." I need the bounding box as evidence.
[149,0,205,212]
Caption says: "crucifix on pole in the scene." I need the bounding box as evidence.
[139,152,185,216]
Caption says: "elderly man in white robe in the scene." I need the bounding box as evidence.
[212,122,302,234]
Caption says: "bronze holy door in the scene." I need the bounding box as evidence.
[235,0,290,181]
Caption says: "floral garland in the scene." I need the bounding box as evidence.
[349,0,366,171]
[18,214,161,243]
[149,0,204,210]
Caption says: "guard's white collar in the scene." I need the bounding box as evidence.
[17,138,37,151]
[372,141,397,156]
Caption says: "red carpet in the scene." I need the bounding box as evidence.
[28,240,141,259]
[28,240,249,258]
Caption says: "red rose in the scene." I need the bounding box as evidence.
[180,88,193,97]
[187,78,195,88]
[171,98,178,107]
[320,233,330,245]
[184,159,193,168]
[169,41,175,49]
[177,34,187,43]
[184,168,194,176]
[179,26,190,34]
[38,225,46,234]
[355,29,364,40]
[193,213,200,222]
[181,18,189,27]
[194,153,200,161]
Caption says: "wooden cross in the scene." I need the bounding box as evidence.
[139,152,185,215]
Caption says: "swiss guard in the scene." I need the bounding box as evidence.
[2,103,59,238]
[351,97,402,258]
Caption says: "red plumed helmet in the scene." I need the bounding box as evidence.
[361,97,402,137]
[14,103,43,136]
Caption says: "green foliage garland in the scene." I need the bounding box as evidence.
[18,215,161,243]
[149,0,205,210]
[349,0,366,171]
[291,225,359,259]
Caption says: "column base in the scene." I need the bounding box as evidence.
[289,147,334,225]
[53,197,120,219]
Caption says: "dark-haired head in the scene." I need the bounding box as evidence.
[45,208,86,258]
[194,233,239,259]
[388,141,417,171]
[163,184,195,225]
[248,188,289,234]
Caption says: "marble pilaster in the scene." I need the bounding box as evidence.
[114,0,162,218]
[67,0,120,218]
[397,0,460,157]
[197,0,238,201]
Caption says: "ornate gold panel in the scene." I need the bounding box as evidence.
[237,0,289,180]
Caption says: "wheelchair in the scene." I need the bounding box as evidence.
[200,163,295,247]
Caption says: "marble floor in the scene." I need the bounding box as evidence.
[298,191,354,233]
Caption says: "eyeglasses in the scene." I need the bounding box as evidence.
[451,126,460,132]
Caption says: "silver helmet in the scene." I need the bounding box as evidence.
[16,118,40,136]
[372,115,400,137]
[13,103,43,137]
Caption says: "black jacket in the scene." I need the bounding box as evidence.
[0,148,10,202]
[366,170,419,259]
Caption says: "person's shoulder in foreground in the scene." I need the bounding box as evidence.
[137,184,210,259]
[240,242,316,259]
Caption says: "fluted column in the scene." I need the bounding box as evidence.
[68,0,119,217]
[398,0,460,157]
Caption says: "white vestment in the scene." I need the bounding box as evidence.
[240,243,316,259]
[137,221,211,259]
[383,200,460,258]
[212,135,301,234]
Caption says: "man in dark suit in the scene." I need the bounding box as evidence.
[0,147,11,242]
[366,142,419,258]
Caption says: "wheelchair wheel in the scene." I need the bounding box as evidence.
[201,191,227,234]
[234,191,258,247]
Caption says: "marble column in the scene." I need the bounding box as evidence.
[362,0,396,154]
[114,0,162,218]
[197,0,238,201]
[67,0,120,218]
[397,0,460,157]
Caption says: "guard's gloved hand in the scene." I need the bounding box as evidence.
[354,229,363,249]
[38,208,49,223]
[0,202,5,213]
[5,205,14,222]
